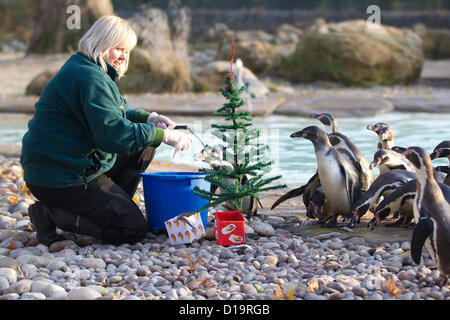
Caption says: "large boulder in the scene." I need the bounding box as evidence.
[25,70,58,96]
[191,60,269,97]
[121,4,192,93]
[216,40,279,75]
[27,0,114,54]
[119,47,192,94]
[279,20,424,87]
[414,24,450,60]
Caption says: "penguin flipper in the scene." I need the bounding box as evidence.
[271,185,305,210]
[411,217,434,265]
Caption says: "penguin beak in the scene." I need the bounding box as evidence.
[290,130,305,138]
[366,124,375,131]
[429,150,438,160]
[310,113,319,119]
[369,157,382,169]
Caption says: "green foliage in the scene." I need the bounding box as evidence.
[193,73,286,212]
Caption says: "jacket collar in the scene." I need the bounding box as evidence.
[76,52,118,82]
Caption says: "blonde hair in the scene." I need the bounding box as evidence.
[78,15,137,79]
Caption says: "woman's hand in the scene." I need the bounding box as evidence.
[162,129,193,158]
[147,112,176,129]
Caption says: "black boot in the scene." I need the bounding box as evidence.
[45,207,102,240]
[28,202,66,246]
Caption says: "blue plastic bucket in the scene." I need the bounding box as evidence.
[140,172,210,231]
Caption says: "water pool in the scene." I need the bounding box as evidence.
[1,112,449,186]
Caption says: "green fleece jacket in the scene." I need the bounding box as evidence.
[20,52,164,188]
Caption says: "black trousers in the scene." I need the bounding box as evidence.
[27,146,156,245]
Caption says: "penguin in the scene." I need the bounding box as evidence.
[311,112,338,134]
[430,140,450,186]
[435,166,450,186]
[390,147,447,184]
[271,112,336,220]
[271,173,325,219]
[369,149,416,174]
[393,146,450,286]
[291,126,361,227]
[430,140,450,162]
[194,145,260,219]
[367,122,395,150]
[312,112,375,192]
[350,170,416,226]
[372,178,450,230]
[370,179,417,230]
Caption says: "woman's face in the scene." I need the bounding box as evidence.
[105,47,128,70]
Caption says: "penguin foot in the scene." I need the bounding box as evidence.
[404,223,416,229]
[385,217,407,228]
[367,217,377,231]
[320,216,338,228]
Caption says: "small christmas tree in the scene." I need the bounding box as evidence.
[193,51,286,213]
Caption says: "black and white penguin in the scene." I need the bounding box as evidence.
[367,122,395,150]
[372,178,450,230]
[312,112,375,192]
[369,149,416,174]
[311,112,338,134]
[430,140,450,162]
[430,140,450,186]
[194,145,260,219]
[271,173,325,219]
[393,146,450,286]
[291,126,361,226]
[435,166,450,186]
[350,170,416,226]
[370,179,417,229]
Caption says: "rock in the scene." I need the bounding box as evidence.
[42,283,66,298]
[263,256,278,267]
[21,292,47,300]
[388,90,450,113]
[0,293,20,300]
[274,24,304,45]
[66,287,102,300]
[240,283,258,295]
[27,0,114,54]
[25,70,58,96]
[31,280,54,293]
[49,240,75,253]
[3,279,32,295]
[428,291,444,300]
[0,268,17,283]
[0,276,9,291]
[216,40,279,74]
[414,24,450,60]
[328,292,345,300]
[123,5,192,94]
[249,220,275,237]
[279,20,423,86]
[368,292,383,300]
[80,258,106,270]
[275,91,394,117]
[352,286,368,297]
[191,60,268,97]
[26,256,50,268]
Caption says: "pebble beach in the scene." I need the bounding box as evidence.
[0,155,448,301]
